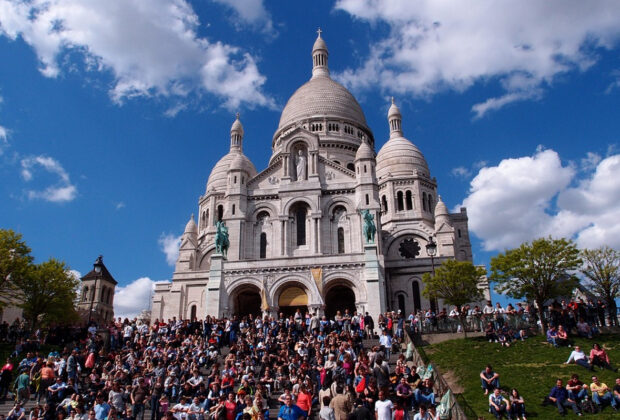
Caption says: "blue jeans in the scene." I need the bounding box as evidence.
[510,403,525,418]
[575,358,593,371]
[568,388,587,401]
[555,399,580,415]
[415,390,435,406]
[482,378,500,392]
[592,391,617,408]
[489,405,510,419]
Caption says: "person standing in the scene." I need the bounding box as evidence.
[364,313,374,338]
[374,390,393,420]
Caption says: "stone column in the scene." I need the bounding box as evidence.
[363,243,387,323]
[205,254,224,317]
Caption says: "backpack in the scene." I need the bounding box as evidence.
[580,398,599,414]
[436,390,452,420]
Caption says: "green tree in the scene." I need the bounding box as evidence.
[580,246,620,326]
[14,258,79,329]
[0,229,34,308]
[422,260,487,337]
[490,237,581,334]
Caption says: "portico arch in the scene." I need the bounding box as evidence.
[273,281,310,317]
[323,280,356,319]
[229,283,262,318]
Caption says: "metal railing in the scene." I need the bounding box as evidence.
[404,328,470,419]
[409,313,536,335]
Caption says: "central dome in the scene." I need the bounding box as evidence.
[277,75,368,131]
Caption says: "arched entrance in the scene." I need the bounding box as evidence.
[324,284,356,319]
[278,285,308,317]
[233,286,262,318]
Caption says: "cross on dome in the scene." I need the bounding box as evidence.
[317,27,322,38]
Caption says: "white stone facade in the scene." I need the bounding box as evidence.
[151,33,476,323]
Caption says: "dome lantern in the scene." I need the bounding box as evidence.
[388,97,403,139]
[312,28,329,78]
[230,112,244,151]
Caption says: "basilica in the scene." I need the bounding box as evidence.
[151,32,477,323]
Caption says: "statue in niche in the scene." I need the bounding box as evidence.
[295,149,307,181]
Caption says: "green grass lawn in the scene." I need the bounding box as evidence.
[424,333,620,419]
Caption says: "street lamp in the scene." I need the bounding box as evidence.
[425,237,438,312]
[88,255,103,326]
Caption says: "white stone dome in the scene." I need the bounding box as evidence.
[375,136,430,180]
[184,214,197,234]
[434,196,449,217]
[277,76,368,132]
[206,152,257,192]
[229,153,253,173]
[355,141,374,161]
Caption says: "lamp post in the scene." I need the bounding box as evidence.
[425,237,438,312]
[88,255,103,326]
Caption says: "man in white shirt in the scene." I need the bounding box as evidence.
[413,404,431,420]
[171,396,190,420]
[379,329,392,360]
[374,390,393,420]
[565,345,594,371]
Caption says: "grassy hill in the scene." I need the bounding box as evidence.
[424,333,620,419]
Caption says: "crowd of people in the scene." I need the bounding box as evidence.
[479,297,620,419]
[0,309,451,420]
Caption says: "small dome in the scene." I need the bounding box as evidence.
[184,214,197,234]
[434,196,449,218]
[206,152,257,192]
[388,98,401,119]
[313,35,327,52]
[355,141,374,161]
[375,136,430,180]
[230,115,244,136]
[278,76,368,132]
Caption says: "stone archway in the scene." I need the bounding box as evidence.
[324,283,356,319]
[231,285,262,318]
[273,282,309,318]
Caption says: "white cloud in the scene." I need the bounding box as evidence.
[580,152,602,171]
[158,233,181,266]
[213,0,275,35]
[335,0,620,116]
[459,149,620,251]
[0,0,273,110]
[451,166,471,178]
[114,277,155,319]
[20,155,77,202]
[115,201,125,210]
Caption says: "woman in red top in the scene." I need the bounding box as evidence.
[224,392,238,420]
[589,343,617,371]
[295,383,312,418]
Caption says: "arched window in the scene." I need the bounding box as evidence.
[428,195,433,213]
[347,163,355,172]
[260,232,267,259]
[190,305,197,321]
[83,286,89,302]
[398,294,406,314]
[296,207,307,246]
[381,195,388,213]
[337,227,345,254]
[232,204,236,215]
[217,205,224,222]
[412,281,421,312]
[365,194,369,206]
[397,191,404,212]
[405,191,413,210]
[422,192,427,211]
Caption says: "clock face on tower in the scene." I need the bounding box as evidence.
[399,238,421,259]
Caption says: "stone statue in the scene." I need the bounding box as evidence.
[361,209,376,244]
[215,221,230,257]
[295,150,307,181]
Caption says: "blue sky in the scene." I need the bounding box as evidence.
[1,0,620,317]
